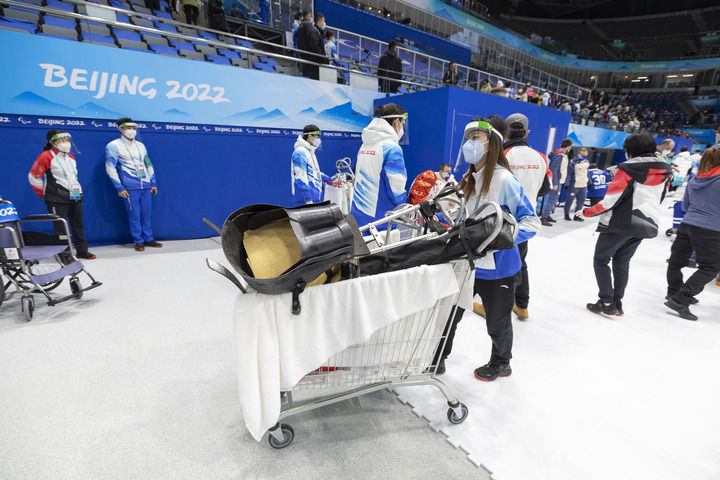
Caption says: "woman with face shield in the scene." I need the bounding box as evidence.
[434,117,540,380]
[350,103,408,227]
[27,129,95,259]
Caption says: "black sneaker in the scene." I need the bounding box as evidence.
[586,300,620,316]
[144,240,163,248]
[665,294,698,305]
[615,300,624,316]
[541,218,554,227]
[664,298,698,321]
[76,251,96,260]
[573,215,585,222]
[547,217,557,223]
[474,362,511,381]
[135,243,145,252]
[564,215,572,221]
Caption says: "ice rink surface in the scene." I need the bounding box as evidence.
[1,198,718,479]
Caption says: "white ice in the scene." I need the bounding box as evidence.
[395,198,720,480]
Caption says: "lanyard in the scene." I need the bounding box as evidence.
[51,150,77,181]
[121,139,146,177]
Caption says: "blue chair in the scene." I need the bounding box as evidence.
[42,15,76,29]
[45,0,75,11]
[150,44,179,56]
[153,20,176,32]
[113,28,142,41]
[0,16,37,33]
[169,39,195,51]
[80,31,115,45]
[153,9,172,19]
[199,31,218,40]
[206,53,231,65]
[252,62,274,73]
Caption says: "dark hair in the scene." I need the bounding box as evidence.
[302,124,320,140]
[459,115,511,198]
[481,78,488,84]
[388,40,397,50]
[561,139,573,148]
[439,163,451,171]
[117,117,133,126]
[374,103,406,125]
[680,147,688,152]
[589,163,598,169]
[698,148,720,175]
[294,13,301,20]
[314,13,324,23]
[325,30,334,40]
[43,129,67,151]
[624,132,657,158]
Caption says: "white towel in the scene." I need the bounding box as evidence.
[233,263,469,441]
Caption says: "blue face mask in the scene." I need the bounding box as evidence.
[442,172,451,180]
[462,140,487,166]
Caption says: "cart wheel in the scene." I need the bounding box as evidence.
[447,403,469,424]
[268,424,294,449]
[70,277,83,299]
[21,295,35,322]
[665,228,673,237]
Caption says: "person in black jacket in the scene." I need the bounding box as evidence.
[443,62,458,86]
[207,0,228,31]
[296,13,328,80]
[377,40,402,93]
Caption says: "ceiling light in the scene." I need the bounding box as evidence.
[667,75,678,78]
[682,74,694,77]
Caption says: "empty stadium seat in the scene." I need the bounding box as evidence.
[39,23,77,39]
[153,21,176,33]
[199,31,217,41]
[152,9,172,19]
[0,15,36,33]
[3,6,40,23]
[113,28,142,41]
[42,14,75,29]
[45,0,75,11]
[169,39,195,51]
[179,49,204,60]
[193,43,217,56]
[142,32,168,46]
[79,20,112,36]
[252,62,274,73]
[149,44,178,56]
[131,16,154,27]
[206,53,231,65]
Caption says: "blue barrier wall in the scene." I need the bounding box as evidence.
[314,0,472,65]
[0,116,363,245]
[374,87,571,182]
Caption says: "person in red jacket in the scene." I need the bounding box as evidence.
[27,130,95,260]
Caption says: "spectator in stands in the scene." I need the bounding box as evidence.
[665,147,720,321]
[105,118,162,252]
[491,80,508,97]
[181,0,199,25]
[443,62,459,86]
[324,30,338,61]
[582,133,672,317]
[587,163,612,206]
[564,147,590,221]
[517,86,528,102]
[229,3,245,19]
[208,0,228,32]
[541,139,573,226]
[145,0,160,12]
[480,78,491,93]
[350,103,408,227]
[377,41,402,94]
[297,13,329,80]
[291,125,329,206]
[541,91,550,106]
[28,130,95,260]
[291,13,302,48]
[502,113,549,321]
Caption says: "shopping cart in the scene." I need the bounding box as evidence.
[207,192,511,449]
[322,157,355,215]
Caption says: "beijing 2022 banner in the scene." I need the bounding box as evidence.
[0,29,384,132]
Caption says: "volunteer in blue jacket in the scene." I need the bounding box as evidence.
[105,117,162,252]
[350,103,408,226]
[665,147,720,321]
[541,139,572,225]
[435,117,540,381]
[291,124,330,205]
[586,163,612,206]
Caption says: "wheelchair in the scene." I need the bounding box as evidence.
[0,199,102,321]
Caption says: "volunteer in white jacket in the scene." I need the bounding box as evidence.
[350,103,408,226]
[291,124,329,205]
[669,147,692,191]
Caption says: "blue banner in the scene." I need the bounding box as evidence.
[567,123,630,149]
[0,202,20,223]
[0,29,383,132]
[408,0,720,72]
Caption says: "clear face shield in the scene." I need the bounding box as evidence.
[50,132,82,155]
[306,130,323,151]
[119,122,139,141]
[453,120,502,175]
[381,113,409,146]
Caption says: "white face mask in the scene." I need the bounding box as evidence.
[55,142,71,153]
[462,140,488,165]
[123,129,137,140]
[397,126,404,142]
[312,138,322,149]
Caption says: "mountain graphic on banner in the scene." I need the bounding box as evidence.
[223,107,270,122]
[164,108,191,117]
[76,102,120,117]
[254,108,290,123]
[313,102,368,130]
[9,91,73,115]
[311,87,352,112]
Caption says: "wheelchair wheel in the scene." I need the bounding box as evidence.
[21,295,35,322]
[70,277,83,299]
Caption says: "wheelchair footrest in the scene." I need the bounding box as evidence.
[47,281,102,306]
